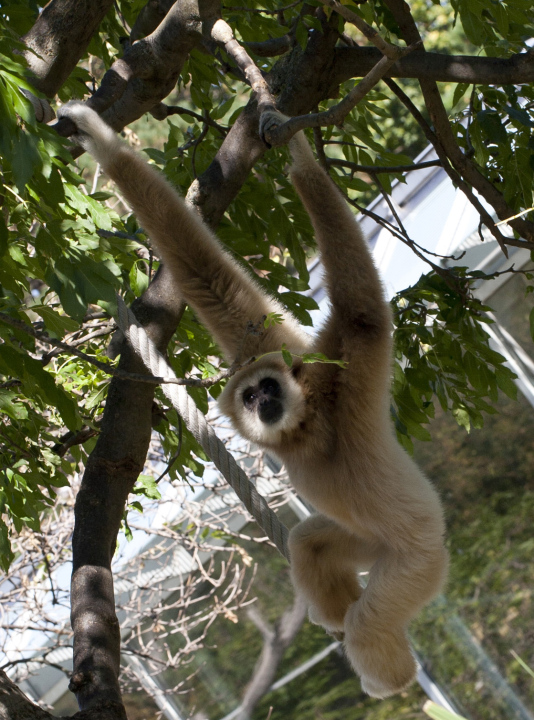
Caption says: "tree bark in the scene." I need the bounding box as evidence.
[22,0,114,97]
[0,669,125,720]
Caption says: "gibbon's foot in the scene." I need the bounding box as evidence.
[343,604,416,698]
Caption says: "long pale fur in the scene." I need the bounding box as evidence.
[59,102,448,698]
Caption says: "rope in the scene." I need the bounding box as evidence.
[116,297,290,560]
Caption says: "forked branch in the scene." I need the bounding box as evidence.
[263,41,421,146]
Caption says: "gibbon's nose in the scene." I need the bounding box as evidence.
[258,397,284,424]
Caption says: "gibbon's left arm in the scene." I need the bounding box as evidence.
[58,103,310,363]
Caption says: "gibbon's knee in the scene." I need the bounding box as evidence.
[289,516,379,633]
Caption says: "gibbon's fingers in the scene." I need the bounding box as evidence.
[58,102,308,362]
[258,110,314,168]
[259,109,288,147]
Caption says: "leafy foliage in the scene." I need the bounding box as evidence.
[392,271,518,451]
[1,0,533,571]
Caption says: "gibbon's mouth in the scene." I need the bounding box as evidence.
[258,398,284,425]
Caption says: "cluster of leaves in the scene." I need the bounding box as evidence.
[456,83,534,214]
[0,13,148,567]
[391,271,518,452]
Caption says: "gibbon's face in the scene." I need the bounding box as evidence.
[218,360,307,447]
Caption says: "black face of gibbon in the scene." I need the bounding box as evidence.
[242,376,284,425]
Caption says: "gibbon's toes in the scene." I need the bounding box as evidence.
[343,609,416,698]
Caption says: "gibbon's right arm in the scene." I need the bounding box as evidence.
[261,112,391,348]
[58,102,309,363]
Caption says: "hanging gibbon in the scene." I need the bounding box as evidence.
[59,101,448,699]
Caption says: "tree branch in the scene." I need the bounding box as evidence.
[236,596,307,720]
[210,19,276,117]
[150,103,228,135]
[22,0,114,97]
[54,0,214,138]
[331,46,534,86]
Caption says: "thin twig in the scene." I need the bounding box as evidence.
[223,1,301,15]
[328,158,441,174]
[371,171,465,294]
[210,19,276,117]
[150,103,228,136]
[322,0,405,58]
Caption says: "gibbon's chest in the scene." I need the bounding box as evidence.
[284,451,356,512]
[283,435,393,534]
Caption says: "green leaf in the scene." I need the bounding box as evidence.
[0,213,8,257]
[451,83,469,109]
[11,129,42,193]
[133,474,162,500]
[0,344,79,430]
[495,365,517,400]
[264,312,284,328]
[129,260,150,297]
[0,390,28,419]
[0,517,14,572]
[281,345,293,367]
[31,306,79,337]
[477,110,507,145]
[452,405,470,432]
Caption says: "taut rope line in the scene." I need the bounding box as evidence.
[116,296,290,560]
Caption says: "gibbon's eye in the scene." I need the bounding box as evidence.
[242,388,257,409]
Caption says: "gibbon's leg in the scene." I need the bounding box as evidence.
[289,515,383,633]
[344,541,449,698]
[58,102,309,362]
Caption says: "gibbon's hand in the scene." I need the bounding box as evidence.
[58,102,120,167]
[259,109,290,148]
